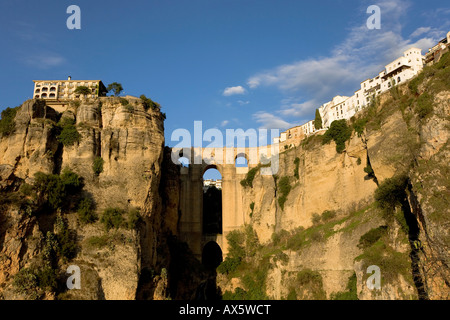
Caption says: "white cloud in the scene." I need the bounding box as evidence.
[253,112,294,130]
[22,52,66,69]
[280,99,318,118]
[220,120,229,127]
[247,0,446,124]
[410,27,432,38]
[223,86,246,96]
[237,100,250,105]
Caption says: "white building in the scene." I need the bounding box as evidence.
[272,38,449,144]
[203,179,222,191]
[319,95,350,128]
[33,76,108,100]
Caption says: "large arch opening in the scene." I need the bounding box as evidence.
[202,241,223,269]
[235,153,249,168]
[203,166,222,235]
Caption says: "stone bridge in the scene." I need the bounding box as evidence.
[174,145,279,263]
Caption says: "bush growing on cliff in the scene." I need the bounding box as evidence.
[358,226,388,249]
[57,118,81,147]
[217,256,241,275]
[277,176,291,210]
[126,207,142,229]
[92,156,104,176]
[374,174,408,212]
[13,267,40,299]
[140,94,161,111]
[101,207,125,231]
[331,272,358,300]
[294,157,300,179]
[291,269,326,300]
[77,197,97,224]
[33,169,83,210]
[0,106,19,137]
[13,265,59,299]
[414,92,433,119]
[353,117,368,137]
[322,119,352,153]
[240,166,259,188]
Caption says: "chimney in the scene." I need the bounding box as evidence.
[68,76,72,81]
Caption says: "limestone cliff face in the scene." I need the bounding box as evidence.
[220,85,449,300]
[0,97,171,300]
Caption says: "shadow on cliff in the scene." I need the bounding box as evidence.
[168,236,222,300]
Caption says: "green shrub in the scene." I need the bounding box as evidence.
[60,168,83,193]
[414,92,433,119]
[331,272,358,300]
[277,176,291,210]
[13,267,39,299]
[57,122,81,146]
[408,72,424,95]
[101,207,124,231]
[92,156,104,176]
[217,257,242,274]
[0,106,19,137]
[19,183,34,196]
[87,235,111,248]
[311,213,321,225]
[140,94,161,111]
[33,169,83,210]
[77,197,96,224]
[119,97,129,106]
[240,167,259,188]
[126,208,141,229]
[222,287,247,300]
[294,157,300,179]
[294,269,326,300]
[356,157,361,165]
[358,226,388,249]
[36,266,58,291]
[249,202,255,218]
[271,229,291,247]
[322,119,352,153]
[374,175,408,212]
[321,210,336,222]
[353,117,368,137]
[57,226,77,261]
[355,240,412,285]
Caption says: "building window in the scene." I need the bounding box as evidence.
[49,93,56,98]
[398,77,401,83]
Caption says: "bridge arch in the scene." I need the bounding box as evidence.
[202,241,223,269]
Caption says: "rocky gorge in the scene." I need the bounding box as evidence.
[0,54,449,300]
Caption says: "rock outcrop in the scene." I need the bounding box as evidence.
[0,97,171,300]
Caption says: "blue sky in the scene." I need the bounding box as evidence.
[1,0,449,157]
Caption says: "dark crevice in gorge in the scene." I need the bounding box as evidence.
[402,181,429,300]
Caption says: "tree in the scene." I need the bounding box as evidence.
[322,119,352,153]
[74,86,91,98]
[0,106,20,137]
[107,82,123,96]
[314,109,323,130]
